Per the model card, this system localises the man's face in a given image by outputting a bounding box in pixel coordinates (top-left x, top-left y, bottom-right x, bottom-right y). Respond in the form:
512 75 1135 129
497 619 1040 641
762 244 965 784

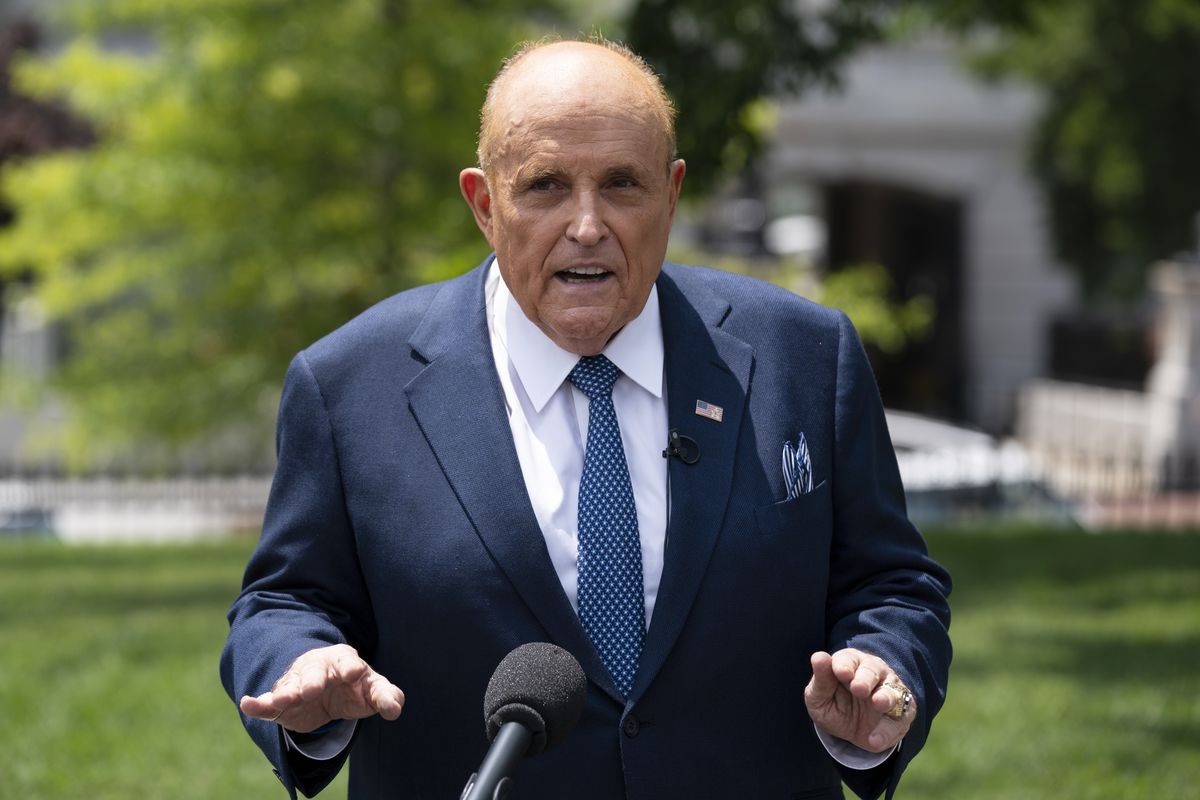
460 48 685 356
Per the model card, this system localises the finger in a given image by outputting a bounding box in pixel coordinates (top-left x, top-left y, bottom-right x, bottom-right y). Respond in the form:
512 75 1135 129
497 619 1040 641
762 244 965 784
364 669 405 720
828 648 864 686
874 678 918 718
829 648 881 697
847 655 892 699
806 652 840 702
871 683 898 714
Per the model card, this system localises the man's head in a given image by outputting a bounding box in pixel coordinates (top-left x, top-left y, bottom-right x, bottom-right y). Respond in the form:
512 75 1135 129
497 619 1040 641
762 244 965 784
460 39 686 356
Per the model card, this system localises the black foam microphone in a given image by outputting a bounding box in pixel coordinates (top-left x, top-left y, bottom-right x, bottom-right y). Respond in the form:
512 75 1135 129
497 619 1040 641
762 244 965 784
460 642 587 800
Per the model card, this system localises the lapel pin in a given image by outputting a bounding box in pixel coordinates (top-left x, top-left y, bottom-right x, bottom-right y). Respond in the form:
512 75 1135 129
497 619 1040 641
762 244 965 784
694 399 724 422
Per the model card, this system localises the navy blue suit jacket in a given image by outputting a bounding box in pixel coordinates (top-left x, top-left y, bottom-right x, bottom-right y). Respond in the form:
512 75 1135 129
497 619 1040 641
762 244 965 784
221 258 951 800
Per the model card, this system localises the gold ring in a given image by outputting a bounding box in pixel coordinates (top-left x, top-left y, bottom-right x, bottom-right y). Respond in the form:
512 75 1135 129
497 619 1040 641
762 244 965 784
883 681 912 719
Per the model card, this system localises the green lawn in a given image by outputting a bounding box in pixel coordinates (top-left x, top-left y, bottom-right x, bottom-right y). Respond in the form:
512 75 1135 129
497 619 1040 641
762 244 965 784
0 537 348 799
1 529 1197 799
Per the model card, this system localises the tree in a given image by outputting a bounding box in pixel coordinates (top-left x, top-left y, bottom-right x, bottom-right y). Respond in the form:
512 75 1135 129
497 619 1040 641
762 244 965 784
935 0 1200 298
0 18 93 341
624 0 888 195
0 0 551 469
625 0 1200 298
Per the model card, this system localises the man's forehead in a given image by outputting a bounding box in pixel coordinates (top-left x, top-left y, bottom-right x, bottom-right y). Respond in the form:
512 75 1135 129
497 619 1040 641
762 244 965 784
492 99 665 172
493 134 667 182
505 97 658 139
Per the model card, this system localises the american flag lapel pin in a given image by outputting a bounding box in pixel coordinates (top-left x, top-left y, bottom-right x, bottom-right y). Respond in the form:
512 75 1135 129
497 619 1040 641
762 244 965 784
695 399 724 422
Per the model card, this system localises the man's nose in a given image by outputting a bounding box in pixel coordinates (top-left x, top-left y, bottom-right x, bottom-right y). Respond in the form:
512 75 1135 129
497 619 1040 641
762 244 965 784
565 192 608 246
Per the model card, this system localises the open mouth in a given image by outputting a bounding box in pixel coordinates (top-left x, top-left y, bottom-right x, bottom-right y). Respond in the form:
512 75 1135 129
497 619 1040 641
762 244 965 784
557 266 612 284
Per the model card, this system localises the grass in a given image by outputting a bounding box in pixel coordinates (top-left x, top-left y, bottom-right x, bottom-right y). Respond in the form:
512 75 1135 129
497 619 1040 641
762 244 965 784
904 528 1200 800
0 537 348 799
1 528 1197 799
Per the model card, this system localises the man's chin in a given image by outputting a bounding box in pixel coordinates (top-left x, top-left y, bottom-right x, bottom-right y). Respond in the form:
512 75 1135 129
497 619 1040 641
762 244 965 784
539 317 622 357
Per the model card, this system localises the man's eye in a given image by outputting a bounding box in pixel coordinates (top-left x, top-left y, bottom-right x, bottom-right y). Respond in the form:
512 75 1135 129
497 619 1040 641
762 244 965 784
609 177 638 189
529 178 558 191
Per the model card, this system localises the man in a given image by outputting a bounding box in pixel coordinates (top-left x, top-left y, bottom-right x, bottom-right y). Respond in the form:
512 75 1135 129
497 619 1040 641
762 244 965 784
222 38 951 800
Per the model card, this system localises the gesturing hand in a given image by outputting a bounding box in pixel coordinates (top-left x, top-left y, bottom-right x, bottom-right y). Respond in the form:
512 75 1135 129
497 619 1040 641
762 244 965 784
804 648 915 754
239 644 405 733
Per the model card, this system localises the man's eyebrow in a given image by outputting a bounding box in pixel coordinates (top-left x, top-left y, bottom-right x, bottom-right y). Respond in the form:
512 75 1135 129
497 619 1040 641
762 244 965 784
513 163 561 180
604 164 650 180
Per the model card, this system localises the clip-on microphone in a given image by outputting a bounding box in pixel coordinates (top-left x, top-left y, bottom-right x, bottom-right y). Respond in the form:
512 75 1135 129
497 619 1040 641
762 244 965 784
662 429 701 464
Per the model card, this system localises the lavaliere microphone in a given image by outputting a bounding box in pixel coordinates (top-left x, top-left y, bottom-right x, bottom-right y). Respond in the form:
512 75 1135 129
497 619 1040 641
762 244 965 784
662 429 701 464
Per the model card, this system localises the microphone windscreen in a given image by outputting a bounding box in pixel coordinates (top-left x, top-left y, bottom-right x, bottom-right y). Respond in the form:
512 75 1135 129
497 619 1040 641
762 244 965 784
483 642 587 757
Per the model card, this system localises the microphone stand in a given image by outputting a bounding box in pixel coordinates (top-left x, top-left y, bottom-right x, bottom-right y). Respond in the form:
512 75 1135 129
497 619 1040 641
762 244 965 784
460 721 533 800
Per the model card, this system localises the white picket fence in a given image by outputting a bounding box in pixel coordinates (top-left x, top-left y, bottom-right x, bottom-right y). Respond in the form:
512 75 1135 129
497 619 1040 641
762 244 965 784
0 476 271 543
0 383 1168 542
1017 380 1152 499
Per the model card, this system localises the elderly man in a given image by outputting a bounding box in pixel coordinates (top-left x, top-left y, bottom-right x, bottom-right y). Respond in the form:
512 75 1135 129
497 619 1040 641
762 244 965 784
222 38 951 800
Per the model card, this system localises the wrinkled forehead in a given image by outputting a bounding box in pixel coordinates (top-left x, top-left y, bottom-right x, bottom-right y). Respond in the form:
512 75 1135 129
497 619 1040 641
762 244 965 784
492 100 670 177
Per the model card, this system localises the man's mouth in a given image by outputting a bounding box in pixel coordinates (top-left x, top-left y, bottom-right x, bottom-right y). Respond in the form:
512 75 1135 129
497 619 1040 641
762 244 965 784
557 266 612 284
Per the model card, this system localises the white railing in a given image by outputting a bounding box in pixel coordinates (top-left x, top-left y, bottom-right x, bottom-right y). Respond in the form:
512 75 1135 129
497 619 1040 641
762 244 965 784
0 475 270 507
1017 380 1151 499
0 476 271 543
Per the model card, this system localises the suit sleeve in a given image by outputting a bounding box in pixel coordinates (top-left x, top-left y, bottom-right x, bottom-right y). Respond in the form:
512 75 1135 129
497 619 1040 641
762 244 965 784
220 351 378 798
825 312 953 800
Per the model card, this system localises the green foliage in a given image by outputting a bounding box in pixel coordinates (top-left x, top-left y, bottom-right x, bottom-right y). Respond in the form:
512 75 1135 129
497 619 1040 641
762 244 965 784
672 249 933 354
816 262 933 354
917 0 1200 298
623 0 889 195
626 0 1200 297
0 0 551 468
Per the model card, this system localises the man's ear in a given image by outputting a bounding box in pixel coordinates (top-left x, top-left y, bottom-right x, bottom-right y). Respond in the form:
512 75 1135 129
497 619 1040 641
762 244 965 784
459 168 493 243
666 159 686 222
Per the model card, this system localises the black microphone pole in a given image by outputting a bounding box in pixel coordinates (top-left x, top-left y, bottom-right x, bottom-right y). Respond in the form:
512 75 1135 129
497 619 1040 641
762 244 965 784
460 722 532 800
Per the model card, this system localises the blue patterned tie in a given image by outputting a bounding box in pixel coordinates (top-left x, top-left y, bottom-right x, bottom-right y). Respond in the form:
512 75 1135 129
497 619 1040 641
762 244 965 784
569 354 645 696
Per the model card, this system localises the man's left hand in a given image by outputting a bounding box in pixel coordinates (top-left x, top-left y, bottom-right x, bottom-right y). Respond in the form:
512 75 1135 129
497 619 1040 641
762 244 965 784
804 648 916 754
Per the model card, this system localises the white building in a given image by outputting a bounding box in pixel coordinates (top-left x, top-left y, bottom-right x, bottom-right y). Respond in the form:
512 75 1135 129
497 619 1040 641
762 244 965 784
725 37 1079 433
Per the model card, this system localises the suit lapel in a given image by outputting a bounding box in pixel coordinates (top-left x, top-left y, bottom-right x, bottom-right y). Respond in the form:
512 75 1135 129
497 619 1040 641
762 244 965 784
630 267 754 704
403 261 623 703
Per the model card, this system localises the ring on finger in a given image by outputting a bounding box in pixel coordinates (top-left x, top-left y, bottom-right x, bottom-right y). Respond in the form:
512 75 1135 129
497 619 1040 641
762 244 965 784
883 681 912 719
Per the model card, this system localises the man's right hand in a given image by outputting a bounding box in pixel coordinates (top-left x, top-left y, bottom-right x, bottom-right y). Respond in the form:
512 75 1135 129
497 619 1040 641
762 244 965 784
239 644 405 733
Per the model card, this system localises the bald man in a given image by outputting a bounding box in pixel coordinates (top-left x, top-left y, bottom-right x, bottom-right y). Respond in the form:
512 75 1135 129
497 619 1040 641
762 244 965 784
222 39 951 800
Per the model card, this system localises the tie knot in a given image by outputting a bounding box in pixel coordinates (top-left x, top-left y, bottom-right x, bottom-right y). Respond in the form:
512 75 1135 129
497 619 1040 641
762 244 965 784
569 354 620 400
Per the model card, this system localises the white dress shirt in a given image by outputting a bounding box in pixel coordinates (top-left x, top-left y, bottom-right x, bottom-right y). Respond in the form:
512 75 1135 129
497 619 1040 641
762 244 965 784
483 262 669 626
285 260 892 770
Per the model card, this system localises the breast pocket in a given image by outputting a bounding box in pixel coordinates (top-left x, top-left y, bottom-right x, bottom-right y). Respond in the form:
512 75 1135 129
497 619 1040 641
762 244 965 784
754 480 831 539
744 481 834 622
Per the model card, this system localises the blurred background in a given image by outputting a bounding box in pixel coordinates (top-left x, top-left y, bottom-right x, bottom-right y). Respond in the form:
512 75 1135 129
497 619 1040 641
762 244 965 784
1 1 1198 798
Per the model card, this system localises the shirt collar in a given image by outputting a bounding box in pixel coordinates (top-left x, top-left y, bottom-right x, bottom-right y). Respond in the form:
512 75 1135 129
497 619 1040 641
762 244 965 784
489 260 664 412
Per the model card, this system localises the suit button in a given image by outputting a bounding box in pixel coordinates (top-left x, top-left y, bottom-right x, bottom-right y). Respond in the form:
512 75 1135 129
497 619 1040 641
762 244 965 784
622 715 640 738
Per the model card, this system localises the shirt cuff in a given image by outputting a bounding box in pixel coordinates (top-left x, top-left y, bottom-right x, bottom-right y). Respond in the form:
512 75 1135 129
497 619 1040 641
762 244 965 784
814 724 899 770
282 720 357 761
